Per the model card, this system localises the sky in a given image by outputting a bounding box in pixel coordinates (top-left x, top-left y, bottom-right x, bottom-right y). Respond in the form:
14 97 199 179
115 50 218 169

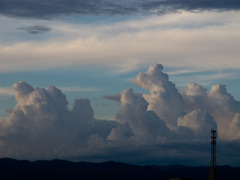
0 0 240 166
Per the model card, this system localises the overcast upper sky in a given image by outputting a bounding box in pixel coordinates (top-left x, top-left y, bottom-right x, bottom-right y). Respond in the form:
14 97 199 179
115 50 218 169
1 0 240 18
0 0 240 166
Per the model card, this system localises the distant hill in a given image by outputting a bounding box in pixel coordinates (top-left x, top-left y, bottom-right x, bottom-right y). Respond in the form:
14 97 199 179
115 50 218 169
0 158 239 180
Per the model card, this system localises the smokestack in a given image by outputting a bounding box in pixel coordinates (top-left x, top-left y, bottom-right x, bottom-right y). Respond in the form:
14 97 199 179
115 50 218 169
209 128 217 180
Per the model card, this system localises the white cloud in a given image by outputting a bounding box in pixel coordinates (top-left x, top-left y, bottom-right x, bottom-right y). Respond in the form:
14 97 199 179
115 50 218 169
132 64 184 130
130 64 240 140
112 88 171 143
207 84 240 140
0 64 240 164
0 11 239 74
180 82 240 140
177 109 217 138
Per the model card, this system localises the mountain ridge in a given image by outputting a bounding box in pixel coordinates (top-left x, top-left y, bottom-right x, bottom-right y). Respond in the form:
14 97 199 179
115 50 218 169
0 158 238 180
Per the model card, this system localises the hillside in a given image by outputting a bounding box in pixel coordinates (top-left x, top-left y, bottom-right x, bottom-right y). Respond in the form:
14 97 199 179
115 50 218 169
0 158 239 180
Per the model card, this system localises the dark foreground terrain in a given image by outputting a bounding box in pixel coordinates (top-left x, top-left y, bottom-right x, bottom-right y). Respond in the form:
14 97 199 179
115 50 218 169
0 158 239 180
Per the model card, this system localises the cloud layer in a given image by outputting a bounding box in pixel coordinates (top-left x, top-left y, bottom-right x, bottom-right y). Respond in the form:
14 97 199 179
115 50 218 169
1 0 240 19
1 11 239 76
0 64 240 165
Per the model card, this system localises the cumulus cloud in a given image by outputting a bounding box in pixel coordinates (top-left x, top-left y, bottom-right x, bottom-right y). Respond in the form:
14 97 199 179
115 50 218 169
132 64 184 130
180 82 240 140
177 109 217 139
0 64 240 164
228 113 240 140
131 64 240 141
111 88 171 143
0 81 116 159
0 0 239 19
207 84 240 140
181 82 209 113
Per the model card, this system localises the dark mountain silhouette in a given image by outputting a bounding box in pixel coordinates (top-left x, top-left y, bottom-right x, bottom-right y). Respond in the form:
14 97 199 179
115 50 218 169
0 158 239 180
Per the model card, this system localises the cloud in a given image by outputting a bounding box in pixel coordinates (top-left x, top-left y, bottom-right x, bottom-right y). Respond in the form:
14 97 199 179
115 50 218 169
207 84 240 140
0 81 117 159
1 11 239 76
18 25 52 34
130 64 240 141
132 64 184 130
177 109 217 139
0 87 14 96
0 0 239 19
103 94 121 102
0 65 240 165
227 113 240 140
111 88 171 143
180 82 240 140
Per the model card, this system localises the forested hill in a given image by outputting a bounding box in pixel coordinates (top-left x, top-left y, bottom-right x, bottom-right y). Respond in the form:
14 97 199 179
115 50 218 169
0 158 238 180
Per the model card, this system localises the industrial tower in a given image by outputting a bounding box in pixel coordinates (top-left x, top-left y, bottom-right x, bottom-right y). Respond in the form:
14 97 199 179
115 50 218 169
209 129 217 180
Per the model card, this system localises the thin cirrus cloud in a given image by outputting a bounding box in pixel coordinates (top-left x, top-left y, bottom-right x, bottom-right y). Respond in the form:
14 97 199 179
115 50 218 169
1 64 240 165
0 0 239 19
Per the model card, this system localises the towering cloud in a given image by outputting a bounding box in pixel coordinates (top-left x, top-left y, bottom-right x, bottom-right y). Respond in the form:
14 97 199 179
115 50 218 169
131 64 240 140
0 64 240 164
208 84 240 140
110 88 171 143
181 82 209 113
132 64 184 130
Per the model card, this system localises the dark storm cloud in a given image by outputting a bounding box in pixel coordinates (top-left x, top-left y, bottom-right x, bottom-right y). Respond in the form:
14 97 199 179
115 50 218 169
0 0 136 19
141 0 240 12
18 25 52 34
0 0 239 19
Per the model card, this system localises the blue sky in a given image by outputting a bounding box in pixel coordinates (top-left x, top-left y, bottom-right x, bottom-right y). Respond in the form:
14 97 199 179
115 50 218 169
0 0 240 166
